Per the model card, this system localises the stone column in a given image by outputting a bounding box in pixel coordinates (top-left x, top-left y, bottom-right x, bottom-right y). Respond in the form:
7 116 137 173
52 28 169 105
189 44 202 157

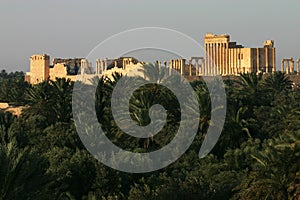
207 44 211 76
99 60 102 74
163 61 167 67
212 43 218 76
96 59 100 74
233 49 236 74
173 60 176 70
232 49 236 75
211 44 214 75
207 44 212 76
223 43 226 75
211 44 217 76
189 60 192 76
208 44 211 75
236 49 239 74
81 59 87 75
228 46 230 75
213 44 216 75
265 48 269 73
169 60 173 75
104 58 108 71
233 48 237 74
225 43 229 75
180 59 185 75
215 44 218 74
195 59 199 76
297 60 300 74
219 44 221 75
217 43 220 75
237 49 240 74
214 44 217 75
272 49 276 73
291 59 295 74
99 59 102 74
215 43 218 75
256 48 260 73
204 44 207 76
281 60 284 72
217 43 219 75
201 58 204 75
226 43 228 75
200 59 203 75
221 43 224 75
157 61 161 71
122 59 126 69
229 45 232 75
207 44 210 76
232 49 235 74
205 44 208 76
208 43 211 75
218 43 221 74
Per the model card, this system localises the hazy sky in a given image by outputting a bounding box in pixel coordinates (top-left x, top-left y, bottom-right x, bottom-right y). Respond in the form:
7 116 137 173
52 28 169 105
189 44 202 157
0 0 299 72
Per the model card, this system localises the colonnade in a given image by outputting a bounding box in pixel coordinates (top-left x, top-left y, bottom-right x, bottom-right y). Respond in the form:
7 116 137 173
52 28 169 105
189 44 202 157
168 58 204 76
205 43 228 75
80 59 92 75
189 57 204 76
281 58 296 74
95 58 110 74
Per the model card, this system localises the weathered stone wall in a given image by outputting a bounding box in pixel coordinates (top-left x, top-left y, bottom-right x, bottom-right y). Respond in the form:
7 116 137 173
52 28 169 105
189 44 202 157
29 54 50 84
49 63 68 80
53 58 83 67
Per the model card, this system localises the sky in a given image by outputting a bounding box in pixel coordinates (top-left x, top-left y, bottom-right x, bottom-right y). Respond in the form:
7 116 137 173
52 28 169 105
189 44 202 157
0 0 299 72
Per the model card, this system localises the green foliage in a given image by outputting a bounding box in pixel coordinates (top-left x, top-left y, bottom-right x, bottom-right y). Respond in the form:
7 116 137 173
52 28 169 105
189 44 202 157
23 78 73 125
0 70 30 105
0 70 299 199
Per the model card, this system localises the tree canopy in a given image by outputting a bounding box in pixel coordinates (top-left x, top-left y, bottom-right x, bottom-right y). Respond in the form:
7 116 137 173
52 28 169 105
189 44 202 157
0 70 299 199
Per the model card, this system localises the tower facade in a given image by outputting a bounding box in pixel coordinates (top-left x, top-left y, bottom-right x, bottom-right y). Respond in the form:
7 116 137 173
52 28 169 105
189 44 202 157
28 54 50 84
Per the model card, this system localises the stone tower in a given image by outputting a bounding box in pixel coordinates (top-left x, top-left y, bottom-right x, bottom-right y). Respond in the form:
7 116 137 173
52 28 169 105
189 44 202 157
29 54 50 84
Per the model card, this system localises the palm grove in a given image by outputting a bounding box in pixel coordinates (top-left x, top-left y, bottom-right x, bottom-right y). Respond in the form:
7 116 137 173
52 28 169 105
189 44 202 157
0 66 299 200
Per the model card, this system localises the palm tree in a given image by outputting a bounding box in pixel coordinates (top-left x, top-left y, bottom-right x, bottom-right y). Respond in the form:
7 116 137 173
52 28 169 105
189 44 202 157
233 73 265 122
0 144 50 199
236 72 262 92
192 82 211 133
263 71 292 94
234 130 300 200
103 64 183 151
49 78 73 122
0 71 30 105
23 78 74 124
235 73 263 102
0 111 16 146
22 81 52 121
